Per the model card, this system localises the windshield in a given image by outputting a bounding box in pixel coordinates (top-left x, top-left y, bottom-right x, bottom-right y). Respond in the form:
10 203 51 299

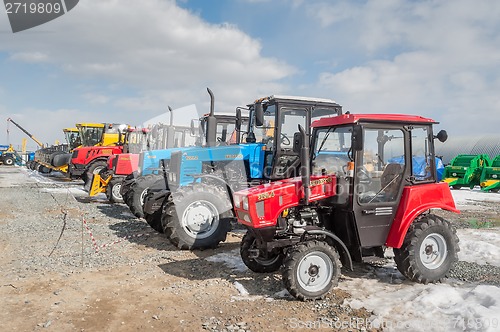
256 104 340 151
312 126 352 175
65 131 81 149
79 126 104 146
126 131 148 153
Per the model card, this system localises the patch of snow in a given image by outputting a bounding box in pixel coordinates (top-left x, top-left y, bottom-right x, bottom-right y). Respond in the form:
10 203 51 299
457 228 500 266
230 281 263 301
340 261 500 332
273 289 292 298
41 187 86 195
451 188 500 210
205 249 248 272
233 281 249 296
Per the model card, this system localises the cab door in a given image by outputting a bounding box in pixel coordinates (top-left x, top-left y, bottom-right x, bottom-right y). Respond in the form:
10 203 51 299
352 125 408 247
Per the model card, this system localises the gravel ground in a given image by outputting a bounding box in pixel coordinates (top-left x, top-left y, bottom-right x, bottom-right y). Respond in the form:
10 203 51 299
0 166 377 331
1 165 499 331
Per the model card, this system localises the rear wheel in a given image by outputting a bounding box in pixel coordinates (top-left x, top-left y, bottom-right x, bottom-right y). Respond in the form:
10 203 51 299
393 214 459 284
162 184 232 250
240 232 284 273
283 240 341 301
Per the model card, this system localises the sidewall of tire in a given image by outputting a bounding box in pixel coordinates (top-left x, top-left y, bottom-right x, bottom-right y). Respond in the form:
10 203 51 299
164 186 232 250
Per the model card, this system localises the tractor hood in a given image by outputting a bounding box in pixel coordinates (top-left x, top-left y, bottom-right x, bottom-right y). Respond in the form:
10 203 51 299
234 174 337 228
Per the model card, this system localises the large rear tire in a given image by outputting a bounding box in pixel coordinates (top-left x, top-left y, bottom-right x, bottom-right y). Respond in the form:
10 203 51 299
240 232 284 273
283 241 341 301
161 184 232 250
393 214 459 284
84 160 107 191
145 208 165 233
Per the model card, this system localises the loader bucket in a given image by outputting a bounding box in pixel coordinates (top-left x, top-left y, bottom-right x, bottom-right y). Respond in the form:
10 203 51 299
480 155 500 192
442 154 491 189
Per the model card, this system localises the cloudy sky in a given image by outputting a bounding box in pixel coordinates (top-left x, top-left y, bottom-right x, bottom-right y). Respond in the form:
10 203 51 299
1 0 499 150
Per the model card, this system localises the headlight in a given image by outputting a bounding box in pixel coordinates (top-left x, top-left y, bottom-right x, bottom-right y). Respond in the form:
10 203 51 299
168 172 177 183
242 196 249 210
493 174 498 179
256 201 264 218
234 195 241 208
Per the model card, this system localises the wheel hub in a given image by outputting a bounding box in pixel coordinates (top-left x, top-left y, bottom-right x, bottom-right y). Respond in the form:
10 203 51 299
296 252 333 293
420 233 447 269
112 183 122 200
181 200 219 239
308 264 319 277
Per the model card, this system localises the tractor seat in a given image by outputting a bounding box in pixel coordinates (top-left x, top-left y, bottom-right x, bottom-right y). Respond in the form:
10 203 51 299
380 163 404 200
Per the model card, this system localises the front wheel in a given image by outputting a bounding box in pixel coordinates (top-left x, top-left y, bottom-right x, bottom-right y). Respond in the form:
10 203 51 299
282 241 341 301
3 157 14 166
393 214 459 284
162 184 232 250
240 232 284 273
126 174 162 218
84 160 107 191
106 178 124 203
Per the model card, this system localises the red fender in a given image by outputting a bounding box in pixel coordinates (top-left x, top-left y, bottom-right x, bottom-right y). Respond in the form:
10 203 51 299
385 182 460 248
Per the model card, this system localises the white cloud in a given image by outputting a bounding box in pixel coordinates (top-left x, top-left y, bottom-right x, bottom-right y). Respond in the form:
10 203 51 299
2 1 293 91
0 0 297 144
298 0 500 135
9 52 50 63
82 92 110 105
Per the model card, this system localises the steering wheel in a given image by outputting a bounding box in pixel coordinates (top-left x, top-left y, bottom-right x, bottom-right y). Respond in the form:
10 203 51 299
357 167 372 184
281 133 291 146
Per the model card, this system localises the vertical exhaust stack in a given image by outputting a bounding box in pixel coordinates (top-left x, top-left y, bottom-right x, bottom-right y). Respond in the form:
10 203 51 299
206 88 217 147
299 124 311 204
168 106 174 126
166 106 175 147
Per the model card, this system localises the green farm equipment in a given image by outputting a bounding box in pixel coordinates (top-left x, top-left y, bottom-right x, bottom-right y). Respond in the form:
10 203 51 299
480 155 500 192
442 154 491 189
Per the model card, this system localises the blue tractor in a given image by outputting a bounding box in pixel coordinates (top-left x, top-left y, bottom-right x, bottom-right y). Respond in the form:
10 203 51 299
143 95 343 249
121 89 249 219
0 145 24 166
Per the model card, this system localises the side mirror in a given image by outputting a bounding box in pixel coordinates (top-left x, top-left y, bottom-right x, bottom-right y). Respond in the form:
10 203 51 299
190 119 197 136
293 132 302 154
255 103 264 127
352 125 363 151
435 130 448 143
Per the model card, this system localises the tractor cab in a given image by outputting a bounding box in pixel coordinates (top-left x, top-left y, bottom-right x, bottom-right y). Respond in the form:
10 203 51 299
252 96 342 181
76 123 128 147
234 113 459 300
63 128 81 150
310 114 451 247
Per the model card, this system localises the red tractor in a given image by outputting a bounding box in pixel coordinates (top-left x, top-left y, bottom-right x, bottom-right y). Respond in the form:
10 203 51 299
233 113 459 300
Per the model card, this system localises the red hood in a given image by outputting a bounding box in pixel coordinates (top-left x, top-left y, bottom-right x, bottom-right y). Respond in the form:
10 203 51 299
234 175 337 228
